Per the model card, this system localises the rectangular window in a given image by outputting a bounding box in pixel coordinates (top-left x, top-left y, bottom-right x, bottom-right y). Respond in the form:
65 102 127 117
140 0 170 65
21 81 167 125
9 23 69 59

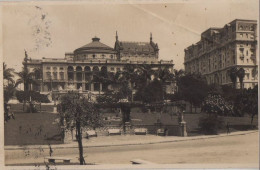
60 72 64 80
94 83 100 91
46 67 50 70
60 67 64 70
46 72 51 79
116 68 121 72
110 67 115 71
246 73 250 80
53 72 57 80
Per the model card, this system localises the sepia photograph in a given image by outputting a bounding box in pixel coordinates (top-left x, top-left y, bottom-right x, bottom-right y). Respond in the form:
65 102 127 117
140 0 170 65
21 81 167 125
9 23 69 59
1 0 259 169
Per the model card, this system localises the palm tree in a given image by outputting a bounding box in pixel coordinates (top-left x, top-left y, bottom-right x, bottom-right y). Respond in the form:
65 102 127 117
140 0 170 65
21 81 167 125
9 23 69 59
3 62 16 107
237 68 245 91
133 64 155 95
15 51 39 112
3 62 14 85
173 69 185 93
121 64 138 102
229 67 238 88
110 70 132 101
33 67 43 111
157 67 175 100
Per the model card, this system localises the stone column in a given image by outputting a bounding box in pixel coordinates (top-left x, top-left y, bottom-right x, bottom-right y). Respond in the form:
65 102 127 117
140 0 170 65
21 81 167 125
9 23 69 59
64 82 68 90
73 71 76 82
100 83 102 92
40 82 44 92
179 121 187 137
82 83 85 91
91 83 94 92
178 111 187 136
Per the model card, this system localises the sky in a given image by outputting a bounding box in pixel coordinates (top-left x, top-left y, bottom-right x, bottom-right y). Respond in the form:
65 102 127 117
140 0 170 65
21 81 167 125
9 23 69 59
1 0 259 72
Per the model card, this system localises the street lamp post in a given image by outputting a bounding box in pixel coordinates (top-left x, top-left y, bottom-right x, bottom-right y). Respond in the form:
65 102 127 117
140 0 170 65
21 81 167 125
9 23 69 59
50 75 57 113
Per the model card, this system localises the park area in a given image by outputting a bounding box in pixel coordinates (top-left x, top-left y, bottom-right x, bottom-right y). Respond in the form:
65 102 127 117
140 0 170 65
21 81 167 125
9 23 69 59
4 103 258 146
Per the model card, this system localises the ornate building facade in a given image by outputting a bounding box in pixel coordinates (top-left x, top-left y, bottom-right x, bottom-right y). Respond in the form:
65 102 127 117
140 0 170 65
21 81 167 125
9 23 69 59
27 33 174 100
184 19 258 89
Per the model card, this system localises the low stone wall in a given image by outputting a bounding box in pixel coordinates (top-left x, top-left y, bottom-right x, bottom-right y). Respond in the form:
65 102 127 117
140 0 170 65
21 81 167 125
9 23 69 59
63 124 182 142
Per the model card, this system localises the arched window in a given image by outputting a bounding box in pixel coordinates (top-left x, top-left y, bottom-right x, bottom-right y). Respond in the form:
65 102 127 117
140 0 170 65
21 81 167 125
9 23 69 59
68 66 74 72
68 66 74 81
76 66 82 72
76 66 82 81
84 66 91 72
84 66 92 82
93 66 99 72
101 66 107 72
34 70 41 79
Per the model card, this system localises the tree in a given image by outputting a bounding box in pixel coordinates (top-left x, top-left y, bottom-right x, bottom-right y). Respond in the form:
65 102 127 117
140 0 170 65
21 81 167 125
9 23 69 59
237 68 245 90
178 73 209 112
110 70 132 102
173 69 185 93
200 91 233 135
157 67 174 100
58 92 103 165
3 62 14 85
142 79 164 103
3 62 16 103
202 93 233 116
3 63 16 122
15 51 39 112
228 67 238 88
121 64 139 102
233 85 258 124
4 82 17 103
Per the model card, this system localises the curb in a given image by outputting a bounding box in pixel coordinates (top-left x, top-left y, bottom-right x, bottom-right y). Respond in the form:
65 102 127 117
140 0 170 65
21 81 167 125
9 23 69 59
5 130 258 150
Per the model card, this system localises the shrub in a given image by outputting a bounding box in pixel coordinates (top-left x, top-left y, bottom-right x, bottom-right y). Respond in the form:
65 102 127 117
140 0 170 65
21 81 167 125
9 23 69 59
26 102 38 113
16 91 50 103
198 114 224 135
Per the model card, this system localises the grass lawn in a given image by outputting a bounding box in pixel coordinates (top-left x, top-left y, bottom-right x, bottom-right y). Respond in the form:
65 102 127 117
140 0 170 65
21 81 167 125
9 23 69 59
5 104 258 145
9 103 54 112
130 111 258 135
4 112 63 145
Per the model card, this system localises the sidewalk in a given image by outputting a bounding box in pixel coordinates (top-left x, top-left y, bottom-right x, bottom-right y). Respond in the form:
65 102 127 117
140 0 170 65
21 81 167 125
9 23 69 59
5 130 258 150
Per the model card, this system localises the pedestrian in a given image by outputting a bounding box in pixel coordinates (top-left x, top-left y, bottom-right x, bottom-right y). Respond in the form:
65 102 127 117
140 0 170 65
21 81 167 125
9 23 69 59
48 144 53 157
19 126 22 133
164 128 168 136
226 122 230 135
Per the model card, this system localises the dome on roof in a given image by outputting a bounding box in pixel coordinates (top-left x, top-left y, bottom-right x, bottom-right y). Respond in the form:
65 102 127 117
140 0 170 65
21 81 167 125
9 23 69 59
74 37 115 54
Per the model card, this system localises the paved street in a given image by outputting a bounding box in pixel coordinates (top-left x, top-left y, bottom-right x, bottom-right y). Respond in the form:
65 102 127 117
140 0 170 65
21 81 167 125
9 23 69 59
5 130 258 168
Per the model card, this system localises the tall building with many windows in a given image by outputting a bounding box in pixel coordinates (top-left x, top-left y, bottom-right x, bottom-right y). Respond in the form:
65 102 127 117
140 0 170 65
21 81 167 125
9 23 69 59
184 19 258 89
26 33 174 100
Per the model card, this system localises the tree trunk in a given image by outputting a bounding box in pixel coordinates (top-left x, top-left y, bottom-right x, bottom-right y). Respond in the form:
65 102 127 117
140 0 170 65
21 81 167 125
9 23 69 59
240 81 243 92
76 121 85 165
23 101 25 112
251 114 254 125
40 102 42 112
29 83 32 113
190 102 192 113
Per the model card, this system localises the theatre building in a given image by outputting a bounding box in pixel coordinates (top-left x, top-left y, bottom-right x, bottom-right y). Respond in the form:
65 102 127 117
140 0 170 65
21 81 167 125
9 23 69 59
26 33 174 100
